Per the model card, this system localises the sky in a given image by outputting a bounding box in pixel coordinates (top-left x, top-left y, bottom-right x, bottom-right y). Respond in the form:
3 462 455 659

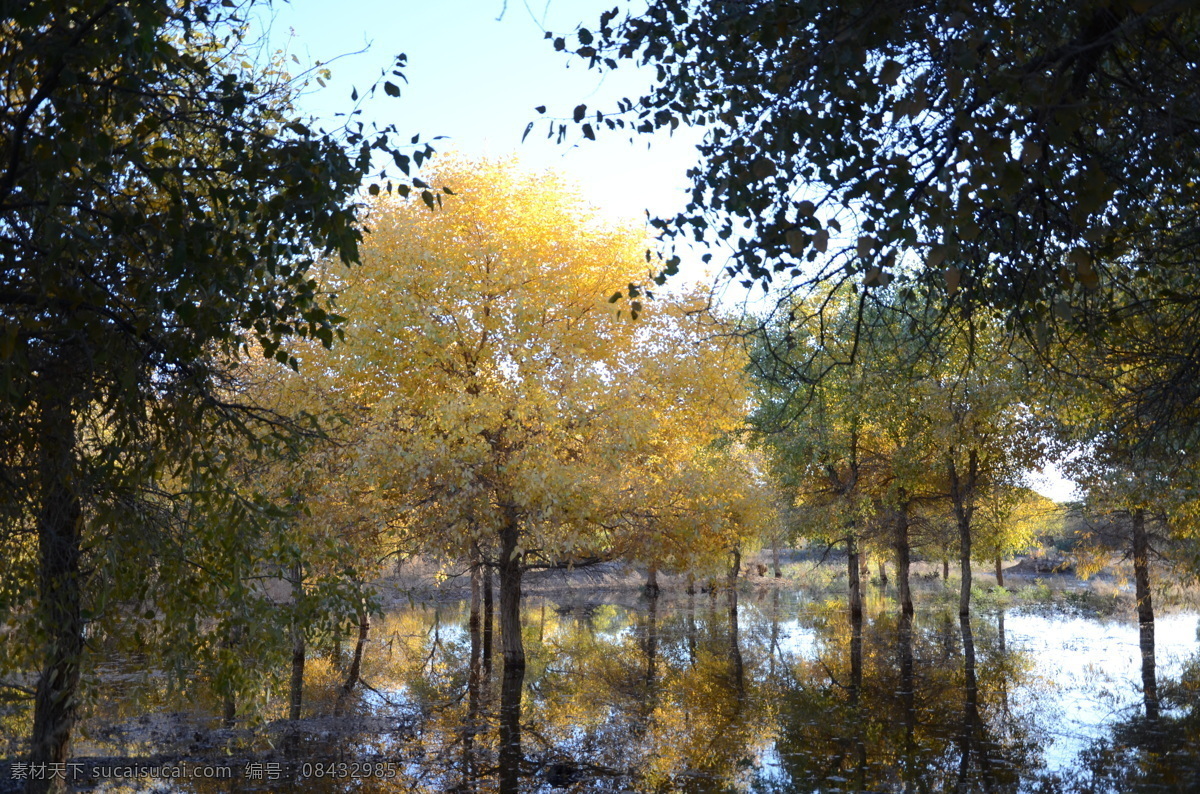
254 0 1079 503
256 0 702 224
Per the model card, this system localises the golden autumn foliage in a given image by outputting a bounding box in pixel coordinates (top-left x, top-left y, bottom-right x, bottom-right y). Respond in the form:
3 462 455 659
297 156 771 643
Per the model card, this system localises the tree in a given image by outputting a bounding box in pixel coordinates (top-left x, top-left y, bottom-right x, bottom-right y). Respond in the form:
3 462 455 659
552 2 1200 446
973 485 1060 587
750 289 952 617
315 157 755 671
0 2 423 784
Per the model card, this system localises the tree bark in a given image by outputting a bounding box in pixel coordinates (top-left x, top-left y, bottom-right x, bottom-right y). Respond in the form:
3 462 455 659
483 552 494 678
772 534 782 578
288 563 305 721
943 557 950 582
498 511 525 670
995 556 1005 588
335 599 370 715
645 590 659 688
465 562 483 784
645 562 660 596
878 561 888 587
848 534 863 623
727 546 742 589
469 543 482 636
895 503 913 617
948 450 979 618
27 395 84 794
1132 508 1158 720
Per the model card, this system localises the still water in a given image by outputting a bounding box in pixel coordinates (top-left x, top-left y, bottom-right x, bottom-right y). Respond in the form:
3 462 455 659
48 585 1200 792
341 586 1200 793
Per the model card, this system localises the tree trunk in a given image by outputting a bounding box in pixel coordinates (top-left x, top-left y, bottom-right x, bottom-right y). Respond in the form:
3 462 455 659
222 623 241 728
943 557 950 582
28 396 84 794
685 571 696 596
995 556 1005 588
948 451 979 619
469 543 482 635
498 512 525 670
289 629 306 720
288 562 305 721
878 561 888 587
898 610 916 789
330 619 343 667
1132 508 1159 720
483 553 494 678
859 547 869 583
895 503 913 617
772 535 782 578
645 562 660 596
848 535 863 623
686 585 697 665
335 600 370 715
645 590 659 688
727 546 742 589
465 575 483 783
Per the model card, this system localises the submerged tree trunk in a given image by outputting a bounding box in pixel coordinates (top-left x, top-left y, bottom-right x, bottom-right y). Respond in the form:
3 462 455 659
898 610 916 789
28 395 84 793
498 664 525 794
1132 508 1159 720
848 535 863 623
728 587 744 696
956 615 990 787
498 511 525 670
895 503 913 617
645 562 660 596
288 562 306 721
645 590 659 689
465 560 484 785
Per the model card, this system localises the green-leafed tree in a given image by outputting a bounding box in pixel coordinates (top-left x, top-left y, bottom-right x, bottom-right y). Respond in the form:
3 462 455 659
0 2 424 783
550 2 1200 459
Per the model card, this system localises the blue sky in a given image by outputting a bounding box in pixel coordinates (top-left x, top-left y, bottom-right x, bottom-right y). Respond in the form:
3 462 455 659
257 0 703 224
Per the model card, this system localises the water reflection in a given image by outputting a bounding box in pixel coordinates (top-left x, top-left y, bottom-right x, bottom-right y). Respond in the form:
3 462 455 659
57 591 1200 792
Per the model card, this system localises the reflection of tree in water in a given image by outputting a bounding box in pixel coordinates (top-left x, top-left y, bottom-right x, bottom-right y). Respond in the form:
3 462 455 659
364 595 1065 792
1057 649 1200 794
771 604 1045 793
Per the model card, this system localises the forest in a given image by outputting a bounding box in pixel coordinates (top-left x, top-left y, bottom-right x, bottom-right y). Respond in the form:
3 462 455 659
3 2 1200 793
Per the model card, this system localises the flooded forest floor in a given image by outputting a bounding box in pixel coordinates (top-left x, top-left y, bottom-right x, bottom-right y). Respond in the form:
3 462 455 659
3 550 1199 792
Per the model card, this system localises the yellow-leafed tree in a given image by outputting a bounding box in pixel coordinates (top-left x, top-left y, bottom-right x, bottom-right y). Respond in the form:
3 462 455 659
321 157 759 668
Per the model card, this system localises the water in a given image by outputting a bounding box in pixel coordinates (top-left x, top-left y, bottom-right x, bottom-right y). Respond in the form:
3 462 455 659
12 584 1200 792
